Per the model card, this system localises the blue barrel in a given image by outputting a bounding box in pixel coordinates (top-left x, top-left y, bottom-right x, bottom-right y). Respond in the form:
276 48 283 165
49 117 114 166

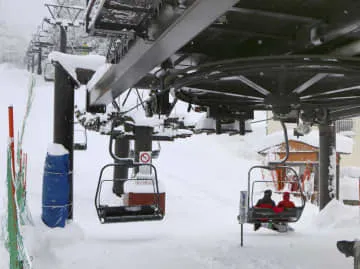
42 151 69 228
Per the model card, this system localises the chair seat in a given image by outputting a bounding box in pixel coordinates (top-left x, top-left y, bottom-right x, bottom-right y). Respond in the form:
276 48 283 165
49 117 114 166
97 205 164 223
247 207 303 223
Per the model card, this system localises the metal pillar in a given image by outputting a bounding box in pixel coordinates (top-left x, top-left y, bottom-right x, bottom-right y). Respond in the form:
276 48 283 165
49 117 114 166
134 126 153 173
37 47 42 75
31 55 35 73
319 121 337 210
53 26 74 220
336 161 340 200
355 241 360 269
113 137 130 196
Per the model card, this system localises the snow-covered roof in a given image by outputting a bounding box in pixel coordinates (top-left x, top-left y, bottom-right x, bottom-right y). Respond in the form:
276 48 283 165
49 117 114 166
256 129 353 154
48 51 106 86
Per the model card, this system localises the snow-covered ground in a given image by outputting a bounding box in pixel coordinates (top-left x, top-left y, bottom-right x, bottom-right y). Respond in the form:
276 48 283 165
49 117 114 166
0 64 359 269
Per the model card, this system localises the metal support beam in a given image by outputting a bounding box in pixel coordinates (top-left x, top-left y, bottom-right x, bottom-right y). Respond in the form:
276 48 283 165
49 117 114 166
355 241 360 269
89 0 240 106
208 24 290 40
113 137 130 196
37 47 42 75
336 161 340 200
229 7 320 24
319 121 336 210
53 26 74 220
31 55 35 73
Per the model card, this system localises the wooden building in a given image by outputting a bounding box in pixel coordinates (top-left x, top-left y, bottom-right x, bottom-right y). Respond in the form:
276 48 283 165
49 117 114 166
257 131 352 202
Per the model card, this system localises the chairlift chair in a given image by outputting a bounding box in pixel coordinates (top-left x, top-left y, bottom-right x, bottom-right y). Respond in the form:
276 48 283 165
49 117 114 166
94 160 164 223
95 121 164 223
246 165 306 224
243 120 306 225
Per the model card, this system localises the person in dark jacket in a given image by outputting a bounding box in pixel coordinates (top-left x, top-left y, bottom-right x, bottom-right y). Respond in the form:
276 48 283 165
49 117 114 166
255 189 276 208
253 189 276 231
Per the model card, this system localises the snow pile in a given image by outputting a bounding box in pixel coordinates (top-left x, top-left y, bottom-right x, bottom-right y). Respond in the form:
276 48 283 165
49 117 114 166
194 114 252 132
340 176 359 201
339 167 360 201
21 221 85 268
312 199 359 230
255 128 353 154
341 166 360 178
47 143 69 156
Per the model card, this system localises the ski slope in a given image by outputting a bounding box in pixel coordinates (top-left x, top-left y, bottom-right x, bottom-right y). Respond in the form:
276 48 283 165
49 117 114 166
0 64 359 269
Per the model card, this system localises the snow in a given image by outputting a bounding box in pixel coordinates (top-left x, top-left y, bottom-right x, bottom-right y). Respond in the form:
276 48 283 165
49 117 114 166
256 128 353 154
48 51 106 86
47 143 69 156
194 114 252 132
339 167 360 201
86 62 112 91
341 166 360 178
312 199 359 230
0 65 359 269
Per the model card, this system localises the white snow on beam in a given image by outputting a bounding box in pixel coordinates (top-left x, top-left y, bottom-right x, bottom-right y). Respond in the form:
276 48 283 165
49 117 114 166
48 51 106 86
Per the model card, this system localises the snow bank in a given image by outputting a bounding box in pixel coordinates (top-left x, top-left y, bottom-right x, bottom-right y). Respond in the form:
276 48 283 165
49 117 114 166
340 176 359 200
341 166 360 178
255 128 353 154
0 243 9 269
312 199 359 230
48 52 106 86
47 143 69 156
23 221 85 268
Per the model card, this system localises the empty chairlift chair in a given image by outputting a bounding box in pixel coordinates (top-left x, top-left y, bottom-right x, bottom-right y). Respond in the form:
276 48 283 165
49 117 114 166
95 160 164 224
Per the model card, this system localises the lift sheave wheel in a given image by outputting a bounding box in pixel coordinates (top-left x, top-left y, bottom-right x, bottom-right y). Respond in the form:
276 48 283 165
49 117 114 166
94 161 164 224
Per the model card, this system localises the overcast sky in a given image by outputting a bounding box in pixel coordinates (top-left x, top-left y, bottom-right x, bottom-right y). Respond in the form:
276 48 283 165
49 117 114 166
1 0 48 40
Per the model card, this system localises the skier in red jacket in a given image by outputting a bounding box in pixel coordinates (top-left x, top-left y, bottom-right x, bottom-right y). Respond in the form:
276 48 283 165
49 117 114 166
277 192 295 208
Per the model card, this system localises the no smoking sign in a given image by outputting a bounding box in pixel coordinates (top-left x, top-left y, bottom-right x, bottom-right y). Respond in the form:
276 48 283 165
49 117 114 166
139 151 152 164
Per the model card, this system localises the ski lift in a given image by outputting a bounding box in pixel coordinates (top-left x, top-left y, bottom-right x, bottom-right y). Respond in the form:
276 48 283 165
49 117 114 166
74 122 87 150
239 121 306 233
246 165 306 224
94 123 164 224
44 62 55 82
94 161 164 223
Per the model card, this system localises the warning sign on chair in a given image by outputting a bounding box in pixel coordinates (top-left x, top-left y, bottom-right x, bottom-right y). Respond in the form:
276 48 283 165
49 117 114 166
139 151 152 175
